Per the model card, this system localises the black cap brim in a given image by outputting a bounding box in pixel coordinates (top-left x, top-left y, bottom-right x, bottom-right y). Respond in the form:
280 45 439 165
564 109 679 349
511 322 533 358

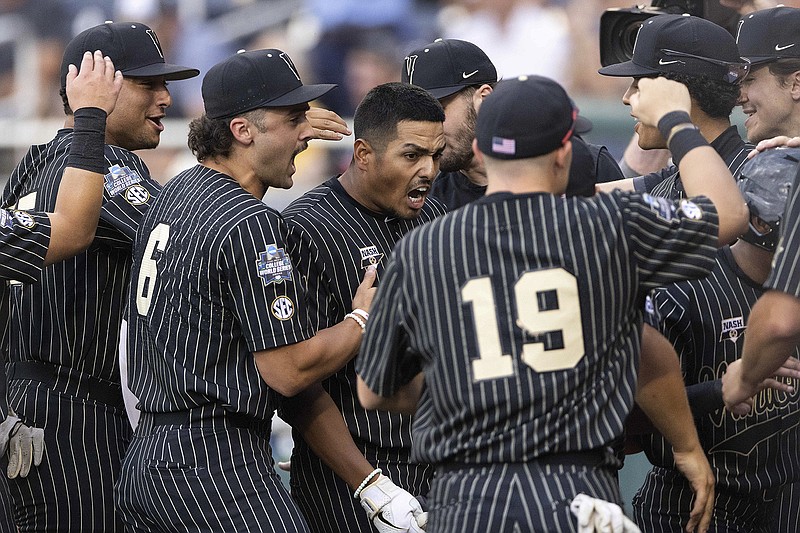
265 83 337 107
124 62 200 80
575 115 592 135
598 60 659 78
741 56 780 67
426 85 469 100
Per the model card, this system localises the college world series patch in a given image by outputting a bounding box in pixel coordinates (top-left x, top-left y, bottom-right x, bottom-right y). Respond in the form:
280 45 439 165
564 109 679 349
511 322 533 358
256 244 293 286
104 164 143 196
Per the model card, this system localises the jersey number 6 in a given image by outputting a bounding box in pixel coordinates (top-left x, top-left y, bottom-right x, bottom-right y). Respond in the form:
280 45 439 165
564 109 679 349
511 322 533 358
136 223 170 316
462 268 585 382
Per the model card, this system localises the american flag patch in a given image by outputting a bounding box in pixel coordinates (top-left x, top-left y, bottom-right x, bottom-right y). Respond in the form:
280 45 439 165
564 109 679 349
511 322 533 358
492 137 516 155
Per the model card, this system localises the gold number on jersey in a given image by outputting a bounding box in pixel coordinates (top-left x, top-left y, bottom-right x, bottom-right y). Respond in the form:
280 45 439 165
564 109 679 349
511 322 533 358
464 268 585 382
136 223 170 316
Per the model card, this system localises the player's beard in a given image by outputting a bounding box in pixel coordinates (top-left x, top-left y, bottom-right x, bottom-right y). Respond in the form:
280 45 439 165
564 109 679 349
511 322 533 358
439 103 477 173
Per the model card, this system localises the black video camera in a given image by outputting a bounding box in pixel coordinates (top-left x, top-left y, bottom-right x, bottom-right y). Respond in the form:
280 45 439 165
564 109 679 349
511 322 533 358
599 1 741 66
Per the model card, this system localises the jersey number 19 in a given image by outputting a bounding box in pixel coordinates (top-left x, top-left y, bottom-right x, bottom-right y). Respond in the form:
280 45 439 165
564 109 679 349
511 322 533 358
463 268 585 382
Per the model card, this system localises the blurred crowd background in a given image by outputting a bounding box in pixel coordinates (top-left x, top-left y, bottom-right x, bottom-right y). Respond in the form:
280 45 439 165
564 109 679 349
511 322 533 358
1 0 796 205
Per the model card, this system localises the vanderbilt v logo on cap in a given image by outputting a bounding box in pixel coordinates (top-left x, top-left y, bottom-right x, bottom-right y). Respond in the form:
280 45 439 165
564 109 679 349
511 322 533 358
60 21 199 90
737 6 800 65
401 39 498 99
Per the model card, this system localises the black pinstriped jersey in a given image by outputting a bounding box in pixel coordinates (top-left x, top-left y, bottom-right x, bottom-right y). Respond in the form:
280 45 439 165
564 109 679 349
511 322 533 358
0 210 51 419
128 165 312 422
2 129 159 383
644 246 800 492
767 168 800 297
282 176 446 450
634 126 752 199
357 190 720 465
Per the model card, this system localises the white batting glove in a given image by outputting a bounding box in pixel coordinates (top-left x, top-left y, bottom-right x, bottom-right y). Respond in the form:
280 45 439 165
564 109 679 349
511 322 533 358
3 416 44 479
570 493 641 533
358 475 428 532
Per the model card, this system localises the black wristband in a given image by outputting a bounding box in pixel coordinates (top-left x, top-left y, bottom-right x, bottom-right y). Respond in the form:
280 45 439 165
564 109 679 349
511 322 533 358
668 127 707 167
686 380 724 418
66 107 108 175
657 110 692 140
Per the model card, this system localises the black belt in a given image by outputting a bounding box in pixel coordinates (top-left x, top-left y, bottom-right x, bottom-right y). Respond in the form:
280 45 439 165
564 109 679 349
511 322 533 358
7 361 124 409
439 448 609 473
144 408 270 435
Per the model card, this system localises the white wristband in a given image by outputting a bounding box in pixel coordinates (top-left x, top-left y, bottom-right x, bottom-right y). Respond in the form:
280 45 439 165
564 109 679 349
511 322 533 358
345 312 366 331
353 468 382 499
351 308 369 322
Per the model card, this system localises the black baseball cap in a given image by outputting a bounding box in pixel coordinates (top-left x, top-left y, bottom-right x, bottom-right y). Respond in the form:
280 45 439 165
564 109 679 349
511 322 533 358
598 14 749 84
60 21 199 90
202 49 337 120
401 39 498 99
736 7 800 66
476 75 578 160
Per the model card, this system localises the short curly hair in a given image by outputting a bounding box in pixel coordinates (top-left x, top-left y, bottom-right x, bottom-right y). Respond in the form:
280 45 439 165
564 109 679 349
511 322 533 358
660 71 741 119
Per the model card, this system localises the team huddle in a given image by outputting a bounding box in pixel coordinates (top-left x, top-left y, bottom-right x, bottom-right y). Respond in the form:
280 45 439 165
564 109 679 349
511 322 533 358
0 4 799 533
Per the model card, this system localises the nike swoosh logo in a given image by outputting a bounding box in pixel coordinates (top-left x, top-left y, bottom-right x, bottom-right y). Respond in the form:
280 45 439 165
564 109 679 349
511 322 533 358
658 59 680 65
462 70 479 79
775 43 796 51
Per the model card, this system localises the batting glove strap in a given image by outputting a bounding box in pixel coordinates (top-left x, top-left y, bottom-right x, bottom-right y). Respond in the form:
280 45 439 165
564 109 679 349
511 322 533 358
0 415 20 457
570 493 641 533
358 475 427 533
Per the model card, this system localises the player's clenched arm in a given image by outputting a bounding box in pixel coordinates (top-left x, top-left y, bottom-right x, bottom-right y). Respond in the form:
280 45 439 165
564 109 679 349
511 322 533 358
45 50 123 265
636 324 714 533
252 265 376 398
282 384 427 533
630 77 748 245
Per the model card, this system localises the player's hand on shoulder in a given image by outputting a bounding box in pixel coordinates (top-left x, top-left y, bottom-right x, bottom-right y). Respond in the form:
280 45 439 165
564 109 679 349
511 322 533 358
352 264 378 314
749 135 800 158
671 446 714 533
629 77 691 129
0 413 44 479
358 475 428 532
66 50 123 115
306 107 351 141
569 493 640 533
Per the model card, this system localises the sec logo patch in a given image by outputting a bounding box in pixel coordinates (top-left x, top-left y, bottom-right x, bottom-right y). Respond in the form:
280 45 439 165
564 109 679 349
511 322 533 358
679 199 703 220
125 184 151 206
12 211 36 228
271 296 295 321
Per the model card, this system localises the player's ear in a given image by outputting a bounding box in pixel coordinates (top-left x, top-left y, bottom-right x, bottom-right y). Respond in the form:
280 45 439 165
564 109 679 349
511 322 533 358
789 70 800 102
353 138 373 170
473 84 493 112
554 139 572 170
229 116 254 145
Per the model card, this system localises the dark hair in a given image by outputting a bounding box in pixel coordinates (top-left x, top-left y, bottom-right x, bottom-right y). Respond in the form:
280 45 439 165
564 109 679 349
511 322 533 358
188 108 267 162
660 71 740 119
768 58 800 88
353 82 445 152
60 86 73 116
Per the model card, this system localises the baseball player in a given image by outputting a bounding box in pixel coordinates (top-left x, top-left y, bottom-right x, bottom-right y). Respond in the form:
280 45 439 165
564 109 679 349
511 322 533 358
635 147 800 532
281 81 445 532
355 74 749 532
1 22 198 532
115 48 393 533
402 38 622 209
597 14 752 199
0 50 122 533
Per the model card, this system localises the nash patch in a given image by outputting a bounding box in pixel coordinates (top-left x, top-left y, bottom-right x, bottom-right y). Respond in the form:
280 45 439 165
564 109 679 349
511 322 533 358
124 184 151 206
720 316 746 342
104 164 143 196
12 211 36 229
0 209 14 229
359 245 383 270
679 199 703 220
256 244 293 286
271 296 295 321
642 193 675 221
